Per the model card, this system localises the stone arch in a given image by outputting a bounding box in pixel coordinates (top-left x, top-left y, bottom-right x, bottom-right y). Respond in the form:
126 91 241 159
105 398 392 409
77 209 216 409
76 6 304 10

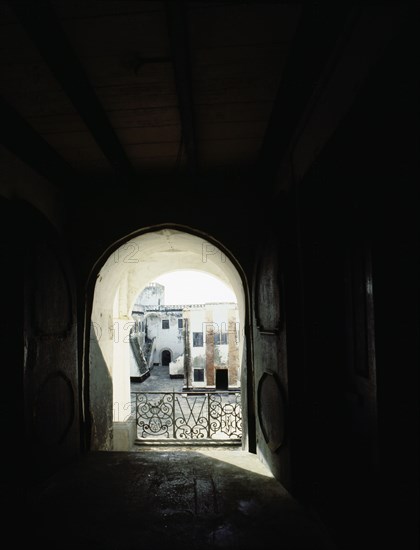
86 224 251 451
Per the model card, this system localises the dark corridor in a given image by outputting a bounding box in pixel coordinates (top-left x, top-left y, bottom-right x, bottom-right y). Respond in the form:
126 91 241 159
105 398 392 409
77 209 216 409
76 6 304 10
0 2 418 549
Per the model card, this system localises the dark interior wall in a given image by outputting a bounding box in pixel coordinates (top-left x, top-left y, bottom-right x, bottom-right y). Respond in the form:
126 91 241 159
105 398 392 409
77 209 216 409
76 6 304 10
282 22 418 548
1 198 25 495
0 198 80 489
362 26 418 545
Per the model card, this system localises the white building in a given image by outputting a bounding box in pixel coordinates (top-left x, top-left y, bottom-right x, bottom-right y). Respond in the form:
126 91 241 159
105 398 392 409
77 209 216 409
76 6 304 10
183 303 240 390
129 283 240 390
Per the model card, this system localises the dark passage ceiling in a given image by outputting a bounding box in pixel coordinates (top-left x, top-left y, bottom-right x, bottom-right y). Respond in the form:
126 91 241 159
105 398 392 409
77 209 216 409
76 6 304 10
0 1 414 192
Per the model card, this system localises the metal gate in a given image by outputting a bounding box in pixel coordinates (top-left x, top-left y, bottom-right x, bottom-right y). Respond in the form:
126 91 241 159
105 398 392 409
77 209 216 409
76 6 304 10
132 391 242 443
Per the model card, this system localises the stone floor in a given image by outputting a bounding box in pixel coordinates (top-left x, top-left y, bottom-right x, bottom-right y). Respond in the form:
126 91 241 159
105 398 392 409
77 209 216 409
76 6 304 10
23 448 337 550
130 363 186 393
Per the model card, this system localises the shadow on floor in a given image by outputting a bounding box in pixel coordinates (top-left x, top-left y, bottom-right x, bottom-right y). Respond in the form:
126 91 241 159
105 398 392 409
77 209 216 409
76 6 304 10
24 448 337 550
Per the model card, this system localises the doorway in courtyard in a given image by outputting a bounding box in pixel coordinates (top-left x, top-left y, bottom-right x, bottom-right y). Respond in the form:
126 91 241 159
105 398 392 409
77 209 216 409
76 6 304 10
161 350 171 367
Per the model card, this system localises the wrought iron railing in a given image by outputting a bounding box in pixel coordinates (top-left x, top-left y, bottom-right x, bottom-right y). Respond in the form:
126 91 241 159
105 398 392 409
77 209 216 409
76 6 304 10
131 391 242 442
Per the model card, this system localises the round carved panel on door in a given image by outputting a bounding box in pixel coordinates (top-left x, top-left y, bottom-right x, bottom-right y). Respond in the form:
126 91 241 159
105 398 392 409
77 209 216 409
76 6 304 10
254 239 282 335
257 371 286 452
34 371 75 446
32 242 73 336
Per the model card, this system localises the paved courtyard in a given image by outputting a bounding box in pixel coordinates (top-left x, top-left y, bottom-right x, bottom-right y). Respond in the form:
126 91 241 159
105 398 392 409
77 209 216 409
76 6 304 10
131 364 184 393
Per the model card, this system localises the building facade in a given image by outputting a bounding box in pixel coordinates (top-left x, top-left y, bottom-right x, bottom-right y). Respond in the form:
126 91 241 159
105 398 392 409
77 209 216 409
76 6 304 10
130 283 240 390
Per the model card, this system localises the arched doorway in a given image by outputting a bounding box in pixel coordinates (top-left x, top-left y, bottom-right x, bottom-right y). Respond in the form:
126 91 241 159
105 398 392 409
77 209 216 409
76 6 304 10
161 349 171 367
86 224 252 452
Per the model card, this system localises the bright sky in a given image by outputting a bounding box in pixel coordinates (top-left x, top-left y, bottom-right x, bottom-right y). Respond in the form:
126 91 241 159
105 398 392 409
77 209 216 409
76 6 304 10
152 270 237 305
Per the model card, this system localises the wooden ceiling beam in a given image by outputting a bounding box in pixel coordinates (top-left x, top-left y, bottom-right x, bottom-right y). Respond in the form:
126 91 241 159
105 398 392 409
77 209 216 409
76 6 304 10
256 4 357 186
0 95 75 188
9 0 136 183
165 2 197 177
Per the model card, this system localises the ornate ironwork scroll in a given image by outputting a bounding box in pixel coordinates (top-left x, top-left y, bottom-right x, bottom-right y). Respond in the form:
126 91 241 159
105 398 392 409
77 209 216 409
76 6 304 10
134 391 242 441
